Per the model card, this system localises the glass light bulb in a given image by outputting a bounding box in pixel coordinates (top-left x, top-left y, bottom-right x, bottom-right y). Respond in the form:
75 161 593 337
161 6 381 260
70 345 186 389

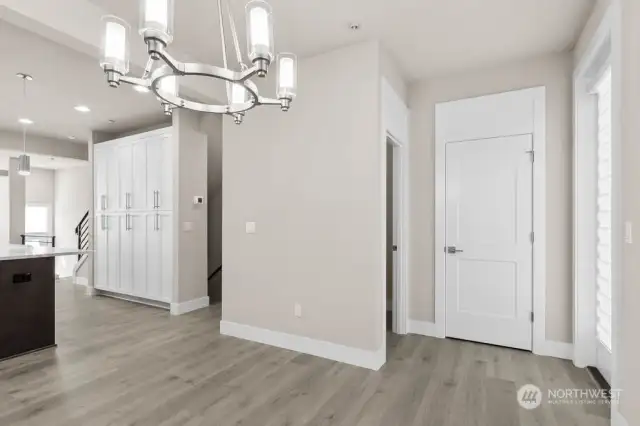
100 16 130 74
277 53 297 99
246 0 274 63
139 0 175 44
231 83 248 104
158 76 177 97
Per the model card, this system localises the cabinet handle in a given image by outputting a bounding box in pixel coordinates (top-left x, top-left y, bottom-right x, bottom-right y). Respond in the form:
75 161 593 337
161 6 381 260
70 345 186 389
156 191 160 209
104 195 108 210
155 213 159 231
101 195 106 210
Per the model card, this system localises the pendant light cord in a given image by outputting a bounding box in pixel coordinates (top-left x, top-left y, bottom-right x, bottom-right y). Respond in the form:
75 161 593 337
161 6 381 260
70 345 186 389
22 77 28 154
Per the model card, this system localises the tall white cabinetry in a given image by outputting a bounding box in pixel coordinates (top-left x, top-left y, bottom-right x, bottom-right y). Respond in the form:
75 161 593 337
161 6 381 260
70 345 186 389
94 128 174 304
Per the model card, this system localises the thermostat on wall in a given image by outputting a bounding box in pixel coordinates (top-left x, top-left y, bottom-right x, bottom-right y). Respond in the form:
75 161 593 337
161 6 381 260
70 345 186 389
193 196 205 205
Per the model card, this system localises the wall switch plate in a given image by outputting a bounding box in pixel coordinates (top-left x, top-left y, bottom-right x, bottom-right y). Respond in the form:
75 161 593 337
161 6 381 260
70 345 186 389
245 222 256 234
625 221 633 244
294 303 302 318
193 196 205 205
183 222 194 232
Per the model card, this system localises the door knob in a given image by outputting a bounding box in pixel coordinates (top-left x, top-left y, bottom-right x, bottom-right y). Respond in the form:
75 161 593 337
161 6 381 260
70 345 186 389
446 246 464 254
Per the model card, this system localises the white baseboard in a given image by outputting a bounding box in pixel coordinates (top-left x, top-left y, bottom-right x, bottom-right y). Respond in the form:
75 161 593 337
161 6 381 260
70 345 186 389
74 277 89 286
220 320 385 371
407 320 443 338
536 340 573 360
170 297 210 316
612 409 629 426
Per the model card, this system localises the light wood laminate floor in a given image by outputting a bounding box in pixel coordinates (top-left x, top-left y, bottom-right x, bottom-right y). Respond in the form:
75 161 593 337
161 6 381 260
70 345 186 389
0 280 609 426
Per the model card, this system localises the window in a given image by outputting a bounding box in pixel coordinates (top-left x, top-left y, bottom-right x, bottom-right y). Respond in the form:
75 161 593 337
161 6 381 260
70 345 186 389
25 204 50 234
595 68 612 352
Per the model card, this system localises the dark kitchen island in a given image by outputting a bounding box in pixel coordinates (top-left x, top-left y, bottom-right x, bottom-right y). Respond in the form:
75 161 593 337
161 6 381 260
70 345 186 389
0 245 86 361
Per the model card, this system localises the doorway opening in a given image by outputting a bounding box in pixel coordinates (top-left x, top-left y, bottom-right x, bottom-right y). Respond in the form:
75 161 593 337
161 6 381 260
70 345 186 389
434 87 546 353
386 136 402 334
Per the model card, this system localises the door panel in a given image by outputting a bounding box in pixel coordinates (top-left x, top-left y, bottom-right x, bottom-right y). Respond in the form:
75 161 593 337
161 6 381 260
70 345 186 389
146 135 173 211
116 144 133 211
146 213 172 302
106 215 120 292
131 142 148 210
445 135 533 350
94 215 108 290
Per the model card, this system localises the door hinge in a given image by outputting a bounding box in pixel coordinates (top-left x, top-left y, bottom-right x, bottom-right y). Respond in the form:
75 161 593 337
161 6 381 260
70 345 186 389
530 231 535 243
526 150 535 162
530 312 535 323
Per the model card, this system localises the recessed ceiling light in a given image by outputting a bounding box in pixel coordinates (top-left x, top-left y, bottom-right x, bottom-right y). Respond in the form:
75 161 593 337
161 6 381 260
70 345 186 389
18 118 34 125
108 119 116 124
349 23 360 30
68 136 76 140
74 105 91 113
133 85 150 93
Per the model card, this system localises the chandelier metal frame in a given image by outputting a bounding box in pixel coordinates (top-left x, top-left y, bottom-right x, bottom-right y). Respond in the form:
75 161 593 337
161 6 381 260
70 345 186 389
101 0 295 123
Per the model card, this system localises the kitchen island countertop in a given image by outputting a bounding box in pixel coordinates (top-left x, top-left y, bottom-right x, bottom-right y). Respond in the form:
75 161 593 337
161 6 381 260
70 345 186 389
0 245 89 261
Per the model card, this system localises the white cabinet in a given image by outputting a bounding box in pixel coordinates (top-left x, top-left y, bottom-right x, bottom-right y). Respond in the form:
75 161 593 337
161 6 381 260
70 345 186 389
93 128 174 305
146 134 173 211
119 213 147 297
94 214 120 293
146 212 173 302
94 144 118 212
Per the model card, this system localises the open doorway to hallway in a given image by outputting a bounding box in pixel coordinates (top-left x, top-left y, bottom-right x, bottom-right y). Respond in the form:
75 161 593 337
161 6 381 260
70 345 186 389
386 137 402 333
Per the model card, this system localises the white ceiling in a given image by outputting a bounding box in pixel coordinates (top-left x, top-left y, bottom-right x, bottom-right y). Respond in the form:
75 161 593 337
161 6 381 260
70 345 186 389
89 0 595 80
0 0 595 142
0 20 166 142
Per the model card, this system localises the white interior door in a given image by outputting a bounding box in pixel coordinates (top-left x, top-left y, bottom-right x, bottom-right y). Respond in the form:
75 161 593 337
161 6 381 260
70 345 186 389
445 135 533 350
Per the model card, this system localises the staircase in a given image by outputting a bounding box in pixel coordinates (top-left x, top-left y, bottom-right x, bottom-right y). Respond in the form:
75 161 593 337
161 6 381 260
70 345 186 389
72 211 90 283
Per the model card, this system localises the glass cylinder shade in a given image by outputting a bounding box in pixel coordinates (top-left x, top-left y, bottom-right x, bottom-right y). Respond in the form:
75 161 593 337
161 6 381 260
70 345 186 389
230 83 248 104
246 0 274 63
100 16 130 75
158 76 177 97
17 154 31 176
277 53 297 99
139 0 175 44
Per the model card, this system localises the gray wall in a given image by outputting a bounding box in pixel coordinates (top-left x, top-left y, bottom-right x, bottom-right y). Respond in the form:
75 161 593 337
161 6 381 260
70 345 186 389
172 109 209 303
8 158 26 244
222 41 383 351
408 52 574 343
0 130 87 160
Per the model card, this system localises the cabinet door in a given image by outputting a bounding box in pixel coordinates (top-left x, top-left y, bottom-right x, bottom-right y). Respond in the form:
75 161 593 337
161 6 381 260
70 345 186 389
105 146 119 212
130 213 148 298
95 145 117 212
116 143 133 211
131 141 148 210
118 214 132 295
146 135 173 211
106 215 120 292
94 215 108 289
146 212 173 302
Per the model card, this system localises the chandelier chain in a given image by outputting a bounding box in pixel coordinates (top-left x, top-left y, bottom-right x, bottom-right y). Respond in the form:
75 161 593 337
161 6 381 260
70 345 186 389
225 0 245 69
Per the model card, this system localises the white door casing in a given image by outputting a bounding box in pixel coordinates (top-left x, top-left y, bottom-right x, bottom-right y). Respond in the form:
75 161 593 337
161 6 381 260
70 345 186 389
445 135 533 350
435 87 546 353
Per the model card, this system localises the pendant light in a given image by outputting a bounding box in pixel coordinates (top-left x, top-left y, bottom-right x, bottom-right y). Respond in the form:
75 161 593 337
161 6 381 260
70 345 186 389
16 73 33 177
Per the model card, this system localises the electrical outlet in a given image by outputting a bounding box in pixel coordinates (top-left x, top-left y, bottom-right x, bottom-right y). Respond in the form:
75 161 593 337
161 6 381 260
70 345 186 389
625 221 633 244
294 303 302 318
245 222 256 234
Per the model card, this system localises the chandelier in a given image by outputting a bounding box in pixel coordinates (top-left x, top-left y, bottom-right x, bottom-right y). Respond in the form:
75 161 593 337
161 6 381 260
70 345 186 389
99 0 297 124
